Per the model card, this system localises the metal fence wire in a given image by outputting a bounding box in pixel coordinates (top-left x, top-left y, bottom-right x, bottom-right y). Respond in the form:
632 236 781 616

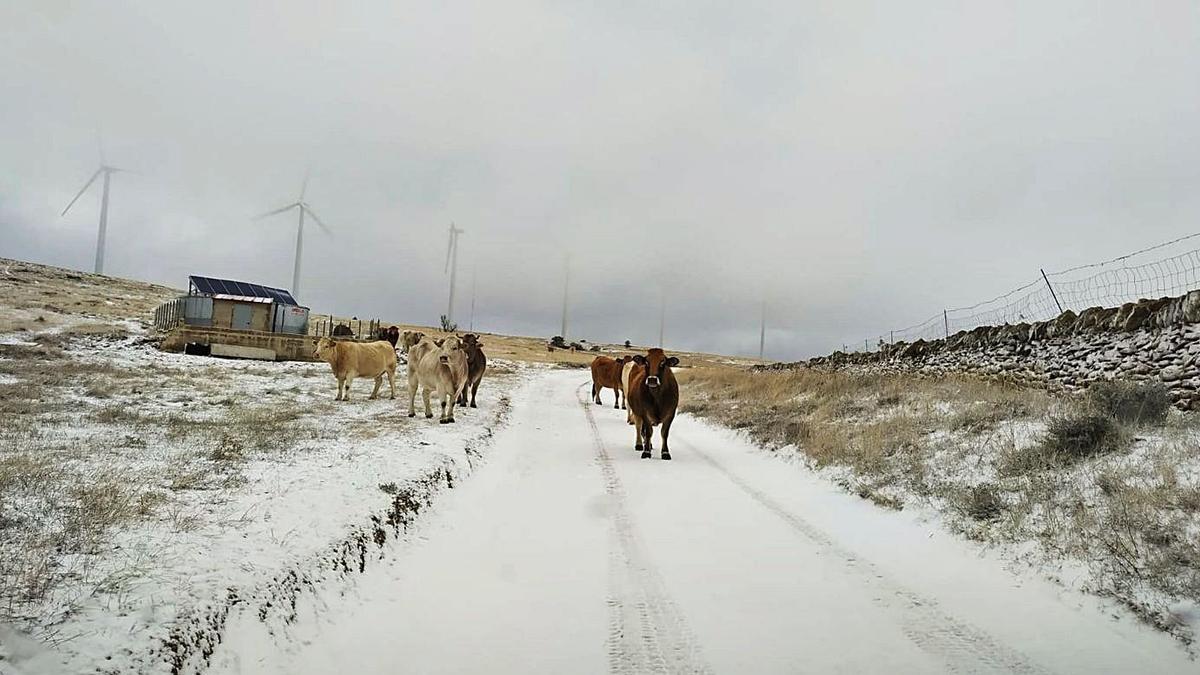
859 232 1200 351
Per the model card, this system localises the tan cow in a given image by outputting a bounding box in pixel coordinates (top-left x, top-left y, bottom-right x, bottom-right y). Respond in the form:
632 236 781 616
313 337 397 402
407 335 469 423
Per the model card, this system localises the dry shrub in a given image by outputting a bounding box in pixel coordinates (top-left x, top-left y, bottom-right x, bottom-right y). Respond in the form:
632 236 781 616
1086 380 1171 427
1002 413 1128 476
955 483 1005 521
1041 413 1128 461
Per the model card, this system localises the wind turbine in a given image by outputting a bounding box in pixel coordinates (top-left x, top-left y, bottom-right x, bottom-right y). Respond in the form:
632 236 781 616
61 141 124 275
254 172 332 300
444 223 464 325
759 299 767 360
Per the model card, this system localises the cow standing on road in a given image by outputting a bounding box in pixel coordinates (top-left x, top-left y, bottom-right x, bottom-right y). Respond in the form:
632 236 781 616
626 348 680 460
621 359 641 424
590 355 631 409
458 333 487 408
408 335 469 423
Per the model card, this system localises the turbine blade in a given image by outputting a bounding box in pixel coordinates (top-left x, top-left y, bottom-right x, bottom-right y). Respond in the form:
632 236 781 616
61 168 103 216
444 228 453 273
303 205 332 234
299 168 310 200
254 203 299 220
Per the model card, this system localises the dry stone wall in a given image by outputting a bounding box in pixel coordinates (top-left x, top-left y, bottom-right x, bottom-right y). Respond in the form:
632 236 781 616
774 290 1200 410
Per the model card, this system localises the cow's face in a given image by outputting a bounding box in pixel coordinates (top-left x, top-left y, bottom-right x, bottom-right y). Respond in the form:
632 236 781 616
313 337 336 360
633 350 679 389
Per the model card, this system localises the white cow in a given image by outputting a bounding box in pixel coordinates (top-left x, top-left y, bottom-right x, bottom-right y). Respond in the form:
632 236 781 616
407 335 469 423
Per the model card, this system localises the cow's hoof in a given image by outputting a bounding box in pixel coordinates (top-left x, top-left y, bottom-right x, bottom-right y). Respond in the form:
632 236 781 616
408 412 415 418
425 413 433 419
640 450 652 459
439 418 451 424
661 452 672 461
470 403 477 408
635 444 643 452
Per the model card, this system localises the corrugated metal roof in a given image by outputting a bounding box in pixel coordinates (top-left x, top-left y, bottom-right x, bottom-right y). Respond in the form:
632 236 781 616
189 275 298 305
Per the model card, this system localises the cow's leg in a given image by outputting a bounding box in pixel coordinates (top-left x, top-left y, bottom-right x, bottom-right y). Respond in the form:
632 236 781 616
443 388 457 423
386 366 396 400
335 377 344 401
422 387 433 418
407 374 419 417
592 381 601 405
470 379 480 408
612 386 620 410
343 376 354 401
660 415 674 460
632 413 644 453
619 387 626 410
370 374 383 400
640 420 653 460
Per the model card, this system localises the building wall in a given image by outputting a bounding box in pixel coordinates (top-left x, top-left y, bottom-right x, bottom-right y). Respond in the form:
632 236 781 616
160 326 319 362
212 299 272 332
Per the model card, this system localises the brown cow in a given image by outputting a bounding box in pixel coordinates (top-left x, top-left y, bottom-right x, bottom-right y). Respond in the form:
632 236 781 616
457 333 487 408
375 326 400 347
626 348 680 460
400 330 425 353
590 355 631 409
622 359 642 424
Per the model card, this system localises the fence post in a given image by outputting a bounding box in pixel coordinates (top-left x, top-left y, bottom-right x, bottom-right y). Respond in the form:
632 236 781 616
864 339 869 352
890 330 894 344
1040 268 1065 315
943 309 949 338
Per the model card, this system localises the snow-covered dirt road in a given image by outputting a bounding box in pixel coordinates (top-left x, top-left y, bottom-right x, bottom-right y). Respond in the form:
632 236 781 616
209 370 1197 674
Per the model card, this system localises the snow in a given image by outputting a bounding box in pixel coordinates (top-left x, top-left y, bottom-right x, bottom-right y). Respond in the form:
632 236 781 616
197 371 1197 674
0 331 531 675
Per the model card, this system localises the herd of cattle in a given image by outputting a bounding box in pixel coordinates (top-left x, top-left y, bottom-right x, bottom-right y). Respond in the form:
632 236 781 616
313 329 485 424
311 330 679 460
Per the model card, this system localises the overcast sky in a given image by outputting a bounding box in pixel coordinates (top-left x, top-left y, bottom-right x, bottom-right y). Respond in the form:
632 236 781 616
2 1 1198 359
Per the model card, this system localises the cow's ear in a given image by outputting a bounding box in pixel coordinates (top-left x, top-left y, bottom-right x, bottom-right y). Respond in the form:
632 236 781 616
633 355 647 365
666 357 680 368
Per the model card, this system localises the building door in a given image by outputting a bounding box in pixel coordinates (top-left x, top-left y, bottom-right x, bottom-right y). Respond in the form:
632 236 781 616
232 304 253 330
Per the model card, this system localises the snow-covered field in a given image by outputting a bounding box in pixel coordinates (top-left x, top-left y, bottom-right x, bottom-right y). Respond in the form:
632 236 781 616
191 370 1196 674
0 324 529 674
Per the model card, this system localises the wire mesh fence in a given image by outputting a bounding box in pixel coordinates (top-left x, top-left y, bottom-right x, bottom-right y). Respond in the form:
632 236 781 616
855 232 1200 352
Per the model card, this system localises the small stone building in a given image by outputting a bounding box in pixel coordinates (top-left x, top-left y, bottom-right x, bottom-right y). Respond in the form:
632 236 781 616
154 276 314 361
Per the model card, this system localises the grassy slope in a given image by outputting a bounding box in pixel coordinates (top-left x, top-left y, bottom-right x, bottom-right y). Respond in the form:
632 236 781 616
678 365 1200 644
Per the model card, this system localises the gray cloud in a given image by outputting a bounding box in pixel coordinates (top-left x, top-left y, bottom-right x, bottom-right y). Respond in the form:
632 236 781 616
2 1 1199 359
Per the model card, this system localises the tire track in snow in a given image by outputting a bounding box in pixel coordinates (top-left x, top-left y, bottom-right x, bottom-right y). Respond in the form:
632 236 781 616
673 434 1050 675
577 386 712 675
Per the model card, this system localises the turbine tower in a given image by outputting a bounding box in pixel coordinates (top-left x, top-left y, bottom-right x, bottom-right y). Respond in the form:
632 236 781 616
759 299 767 360
61 148 124 275
254 171 332 300
444 223 464 325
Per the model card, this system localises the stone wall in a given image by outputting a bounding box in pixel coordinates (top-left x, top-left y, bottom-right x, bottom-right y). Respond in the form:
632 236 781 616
770 290 1200 410
160 325 319 362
